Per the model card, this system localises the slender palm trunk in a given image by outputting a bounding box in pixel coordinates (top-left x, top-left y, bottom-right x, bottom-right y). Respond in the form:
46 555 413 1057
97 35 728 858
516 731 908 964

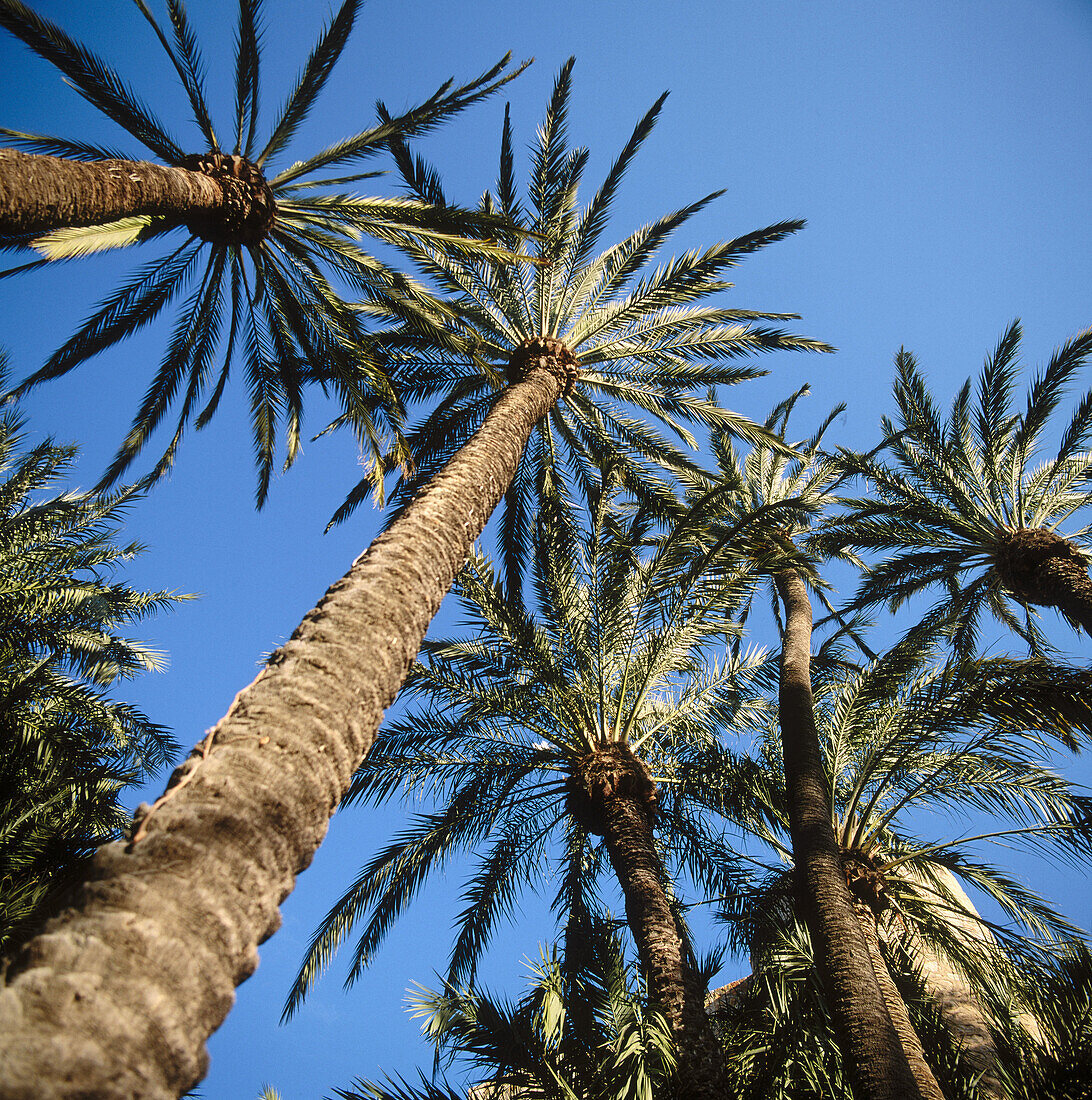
774 568 946 1100
592 750 723 1100
0 364 564 1100
0 149 227 237
853 904 951 1100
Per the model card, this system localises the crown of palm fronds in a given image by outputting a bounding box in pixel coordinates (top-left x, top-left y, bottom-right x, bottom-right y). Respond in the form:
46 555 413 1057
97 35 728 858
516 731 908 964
328 57 831 594
281 472 765 1017
822 321 1092 655
659 387 870 659
718 637 1092 1031
0 0 528 502
0 352 182 953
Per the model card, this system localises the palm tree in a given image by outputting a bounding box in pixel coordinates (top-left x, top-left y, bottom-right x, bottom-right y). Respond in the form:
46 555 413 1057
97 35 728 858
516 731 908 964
285 476 760 1097
336 927 677 1100
0 59 823 1098
718 642 1092 1099
330 57 830 595
824 322 1092 655
668 394 948 1100
0 356 181 957
0 0 526 501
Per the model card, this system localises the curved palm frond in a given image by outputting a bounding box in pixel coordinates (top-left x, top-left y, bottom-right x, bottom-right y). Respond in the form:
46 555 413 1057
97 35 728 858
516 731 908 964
0 0 529 502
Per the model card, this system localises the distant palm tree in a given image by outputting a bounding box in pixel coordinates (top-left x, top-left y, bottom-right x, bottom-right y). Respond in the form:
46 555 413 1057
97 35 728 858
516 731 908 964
720 643 1092 1099
0 354 181 956
336 929 677 1100
286 476 759 1097
0 0 526 501
668 393 948 1100
824 322 1092 655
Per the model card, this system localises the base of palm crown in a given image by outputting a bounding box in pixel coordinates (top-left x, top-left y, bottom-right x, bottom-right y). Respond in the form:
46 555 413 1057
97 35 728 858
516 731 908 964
175 153 276 245
506 335 581 396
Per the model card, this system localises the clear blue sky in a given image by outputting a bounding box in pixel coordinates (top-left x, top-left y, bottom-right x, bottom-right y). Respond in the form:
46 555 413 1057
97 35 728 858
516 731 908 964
2 1 1091 1096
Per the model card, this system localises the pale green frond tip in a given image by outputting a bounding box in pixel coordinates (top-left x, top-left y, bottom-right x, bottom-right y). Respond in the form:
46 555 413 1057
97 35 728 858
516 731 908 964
31 216 155 259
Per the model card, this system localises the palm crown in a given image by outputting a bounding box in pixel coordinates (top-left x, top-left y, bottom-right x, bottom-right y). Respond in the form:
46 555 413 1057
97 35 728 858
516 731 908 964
337 57 830 594
0 0 526 501
726 643 1092 957
715 639 1092 1100
337 931 677 1100
825 321 1092 655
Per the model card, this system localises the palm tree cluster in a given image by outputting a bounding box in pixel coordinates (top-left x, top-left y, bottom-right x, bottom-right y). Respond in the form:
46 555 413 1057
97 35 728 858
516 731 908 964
0 3 1089 1099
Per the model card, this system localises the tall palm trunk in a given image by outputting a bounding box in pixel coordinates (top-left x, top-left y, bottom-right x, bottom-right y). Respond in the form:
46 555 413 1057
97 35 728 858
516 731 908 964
774 567 946 1100
0 149 271 240
0 360 565 1100
577 743 723 1100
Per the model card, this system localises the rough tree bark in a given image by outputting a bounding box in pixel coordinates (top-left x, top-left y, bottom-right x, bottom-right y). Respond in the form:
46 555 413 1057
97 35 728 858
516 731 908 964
995 526 1092 637
0 149 214 237
0 353 566 1100
852 902 950 1100
774 567 946 1100
572 743 724 1100
0 149 277 244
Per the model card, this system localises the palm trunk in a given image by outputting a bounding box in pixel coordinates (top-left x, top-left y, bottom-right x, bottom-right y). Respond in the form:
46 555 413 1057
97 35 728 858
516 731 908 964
0 149 226 237
997 527 1092 637
854 904 950 1100
593 753 723 1100
0 363 564 1100
774 568 946 1100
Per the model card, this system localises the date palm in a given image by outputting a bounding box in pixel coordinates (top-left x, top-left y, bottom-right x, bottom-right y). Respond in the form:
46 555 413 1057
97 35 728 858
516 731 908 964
285 477 761 1097
825 322 1092 655
0 0 526 502
337 929 677 1100
721 642 1092 1099
332 56 830 597
0 56 824 1099
668 394 949 1100
0 355 181 956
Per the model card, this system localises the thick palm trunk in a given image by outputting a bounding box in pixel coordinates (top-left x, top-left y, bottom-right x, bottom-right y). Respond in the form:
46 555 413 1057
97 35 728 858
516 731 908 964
997 527 1092 637
588 747 722 1100
774 568 946 1100
0 149 228 237
0 363 564 1100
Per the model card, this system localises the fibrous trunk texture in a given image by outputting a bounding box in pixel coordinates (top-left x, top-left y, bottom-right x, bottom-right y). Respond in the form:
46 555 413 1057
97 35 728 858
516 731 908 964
854 905 948 1100
0 149 226 238
995 526 1092 637
0 364 564 1100
774 568 946 1100
577 744 724 1100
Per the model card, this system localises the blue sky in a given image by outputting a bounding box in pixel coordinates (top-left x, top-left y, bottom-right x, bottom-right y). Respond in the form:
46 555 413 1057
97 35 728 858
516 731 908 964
2 1 1091 1096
